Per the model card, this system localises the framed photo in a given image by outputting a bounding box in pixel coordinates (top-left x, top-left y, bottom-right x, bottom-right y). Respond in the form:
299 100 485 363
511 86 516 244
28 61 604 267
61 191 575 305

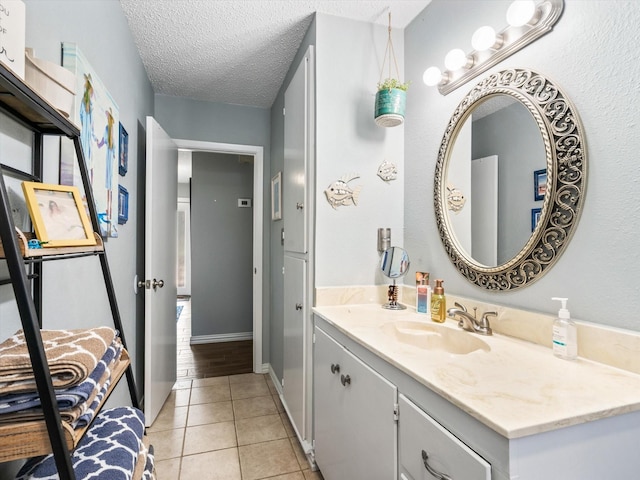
531 208 542 232
271 172 282 221
534 168 546 201
118 122 128 176
21 182 96 247
118 185 129 225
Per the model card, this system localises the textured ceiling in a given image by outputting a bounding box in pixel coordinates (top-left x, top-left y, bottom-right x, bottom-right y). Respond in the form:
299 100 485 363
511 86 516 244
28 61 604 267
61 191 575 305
120 0 431 108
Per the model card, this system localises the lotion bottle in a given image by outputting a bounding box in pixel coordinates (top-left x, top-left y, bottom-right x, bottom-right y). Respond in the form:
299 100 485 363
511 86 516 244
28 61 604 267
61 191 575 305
416 274 430 314
551 297 577 360
430 279 446 323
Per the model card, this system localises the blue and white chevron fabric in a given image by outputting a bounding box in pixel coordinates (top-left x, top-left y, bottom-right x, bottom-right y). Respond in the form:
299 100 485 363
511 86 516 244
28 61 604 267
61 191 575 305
0 341 121 417
15 406 145 480
142 444 155 480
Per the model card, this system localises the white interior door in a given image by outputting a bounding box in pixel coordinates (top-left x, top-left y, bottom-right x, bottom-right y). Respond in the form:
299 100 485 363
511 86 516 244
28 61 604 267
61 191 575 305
471 155 498 266
176 199 191 296
144 116 178 426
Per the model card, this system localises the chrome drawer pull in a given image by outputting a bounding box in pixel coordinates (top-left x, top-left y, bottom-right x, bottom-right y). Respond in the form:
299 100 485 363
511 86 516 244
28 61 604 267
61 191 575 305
330 363 340 374
422 450 452 480
340 374 351 386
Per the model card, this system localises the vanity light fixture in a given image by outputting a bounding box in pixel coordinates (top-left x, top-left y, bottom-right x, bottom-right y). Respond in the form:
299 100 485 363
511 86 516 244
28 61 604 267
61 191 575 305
471 26 502 52
444 48 471 71
422 0 563 95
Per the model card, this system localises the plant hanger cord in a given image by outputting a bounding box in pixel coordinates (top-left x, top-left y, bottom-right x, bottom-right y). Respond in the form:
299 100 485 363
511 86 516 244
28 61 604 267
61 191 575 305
378 12 401 88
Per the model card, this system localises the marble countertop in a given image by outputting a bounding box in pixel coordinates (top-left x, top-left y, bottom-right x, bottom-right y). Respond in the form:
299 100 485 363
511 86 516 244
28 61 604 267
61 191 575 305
313 303 640 439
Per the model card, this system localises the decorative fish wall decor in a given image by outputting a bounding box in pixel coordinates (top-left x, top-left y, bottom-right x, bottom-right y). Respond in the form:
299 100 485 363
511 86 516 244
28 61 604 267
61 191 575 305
446 183 466 213
377 160 397 182
324 173 362 209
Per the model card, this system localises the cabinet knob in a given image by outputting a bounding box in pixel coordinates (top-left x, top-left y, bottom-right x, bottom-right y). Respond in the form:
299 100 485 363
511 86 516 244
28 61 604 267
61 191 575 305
340 374 351 386
330 363 340 374
296 202 304 210
422 450 453 480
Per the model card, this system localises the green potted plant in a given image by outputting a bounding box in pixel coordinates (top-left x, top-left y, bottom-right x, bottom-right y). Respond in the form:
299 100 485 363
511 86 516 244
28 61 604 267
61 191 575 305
374 77 409 127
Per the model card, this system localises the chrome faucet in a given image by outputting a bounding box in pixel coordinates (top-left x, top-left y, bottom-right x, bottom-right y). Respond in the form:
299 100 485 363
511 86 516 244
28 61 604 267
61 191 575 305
447 302 495 336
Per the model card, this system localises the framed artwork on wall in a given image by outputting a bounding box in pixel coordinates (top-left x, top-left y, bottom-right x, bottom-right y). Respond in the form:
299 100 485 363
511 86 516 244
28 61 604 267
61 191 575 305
118 185 128 225
531 207 542 232
21 181 96 247
271 172 282 221
60 42 120 238
534 168 546 201
118 122 128 176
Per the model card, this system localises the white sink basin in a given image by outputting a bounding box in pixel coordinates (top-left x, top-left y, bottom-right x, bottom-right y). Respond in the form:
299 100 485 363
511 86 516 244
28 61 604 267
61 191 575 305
382 320 490 355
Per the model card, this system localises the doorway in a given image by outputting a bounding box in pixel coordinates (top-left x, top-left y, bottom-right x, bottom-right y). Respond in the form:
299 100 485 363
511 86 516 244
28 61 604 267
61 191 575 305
175 139 264 374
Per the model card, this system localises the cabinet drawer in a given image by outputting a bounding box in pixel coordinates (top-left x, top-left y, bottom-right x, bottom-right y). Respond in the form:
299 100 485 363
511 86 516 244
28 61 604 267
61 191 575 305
398 394 490 480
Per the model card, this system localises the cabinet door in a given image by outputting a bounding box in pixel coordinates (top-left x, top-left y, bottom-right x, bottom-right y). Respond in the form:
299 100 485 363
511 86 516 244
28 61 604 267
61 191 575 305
398 394 491 480
314 327 397 480
313 327 348 478
283 51 310 254
283 256 306 437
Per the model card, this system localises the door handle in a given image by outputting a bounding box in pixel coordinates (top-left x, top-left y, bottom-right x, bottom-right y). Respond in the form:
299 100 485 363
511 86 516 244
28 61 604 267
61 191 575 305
340 374 351 386
330 363 340 374
296 202 304 210
295 303 303 310
152 279 165 290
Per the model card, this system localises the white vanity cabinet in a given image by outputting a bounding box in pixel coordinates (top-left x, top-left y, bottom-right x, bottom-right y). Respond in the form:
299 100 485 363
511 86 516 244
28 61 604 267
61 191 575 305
398 394 491 480
313 326 398 480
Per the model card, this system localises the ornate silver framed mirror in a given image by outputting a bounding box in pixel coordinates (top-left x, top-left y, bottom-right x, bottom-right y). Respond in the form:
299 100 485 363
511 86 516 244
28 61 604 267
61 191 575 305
434 69 587 290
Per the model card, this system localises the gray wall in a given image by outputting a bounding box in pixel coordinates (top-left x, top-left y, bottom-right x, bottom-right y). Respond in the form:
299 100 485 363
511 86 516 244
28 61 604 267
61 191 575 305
314 13 405 287
472 103 545 263
0 1 153 476
153 95 272 359
190 152 253 337
405 0 640 330
19 0 153 400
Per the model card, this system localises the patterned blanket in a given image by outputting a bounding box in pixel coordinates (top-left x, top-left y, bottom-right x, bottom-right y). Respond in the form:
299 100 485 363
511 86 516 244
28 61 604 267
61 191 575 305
0 327 115 394
0 340 122 421
16 406 145 480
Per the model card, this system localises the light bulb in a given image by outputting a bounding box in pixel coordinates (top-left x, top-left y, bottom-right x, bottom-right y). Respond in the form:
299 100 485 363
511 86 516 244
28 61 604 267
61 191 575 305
471 26 500 51
444 49 469 71
506 0 537 27
422 66 442 86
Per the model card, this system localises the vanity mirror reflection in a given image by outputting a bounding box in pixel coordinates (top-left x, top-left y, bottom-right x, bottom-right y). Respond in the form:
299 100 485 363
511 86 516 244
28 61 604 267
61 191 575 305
380 246 410 310
434 69 587 290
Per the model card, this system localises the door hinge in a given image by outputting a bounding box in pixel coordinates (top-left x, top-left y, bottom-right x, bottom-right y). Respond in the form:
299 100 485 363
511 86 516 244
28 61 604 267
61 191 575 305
312 332 316 344
393 403 399 422
283 107 286 116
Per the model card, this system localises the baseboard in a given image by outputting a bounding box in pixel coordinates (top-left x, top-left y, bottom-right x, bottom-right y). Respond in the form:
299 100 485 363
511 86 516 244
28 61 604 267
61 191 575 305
267 364 283 396
189 332 252 345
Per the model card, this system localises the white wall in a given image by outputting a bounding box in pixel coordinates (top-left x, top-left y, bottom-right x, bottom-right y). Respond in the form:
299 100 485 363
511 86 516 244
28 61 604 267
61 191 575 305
315 13 405 287
405 0 640 330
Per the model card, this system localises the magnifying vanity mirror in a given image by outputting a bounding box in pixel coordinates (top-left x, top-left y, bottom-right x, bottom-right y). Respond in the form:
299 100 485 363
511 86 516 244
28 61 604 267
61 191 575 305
380 246 410 309
434 69 587 290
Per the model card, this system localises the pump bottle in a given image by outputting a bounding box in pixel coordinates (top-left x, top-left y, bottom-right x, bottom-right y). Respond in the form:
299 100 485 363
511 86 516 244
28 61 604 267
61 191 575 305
551 297 577 360
430 279 446 323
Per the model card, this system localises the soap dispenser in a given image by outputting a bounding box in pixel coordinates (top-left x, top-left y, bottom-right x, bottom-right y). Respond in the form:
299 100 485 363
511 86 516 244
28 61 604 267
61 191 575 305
551 297 577 360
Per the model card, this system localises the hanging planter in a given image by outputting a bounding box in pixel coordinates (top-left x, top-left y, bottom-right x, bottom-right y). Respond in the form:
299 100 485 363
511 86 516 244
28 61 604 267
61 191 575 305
375 13 409 128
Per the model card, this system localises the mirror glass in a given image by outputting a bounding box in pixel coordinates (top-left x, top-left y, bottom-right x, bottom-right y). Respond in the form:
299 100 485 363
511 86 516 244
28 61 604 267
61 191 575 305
446 95 546 266
380 246 410 278
434 69 587 290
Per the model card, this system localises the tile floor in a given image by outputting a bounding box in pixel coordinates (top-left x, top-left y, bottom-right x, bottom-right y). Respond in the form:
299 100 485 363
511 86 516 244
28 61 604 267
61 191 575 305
149 374 323 479
150 299 323 479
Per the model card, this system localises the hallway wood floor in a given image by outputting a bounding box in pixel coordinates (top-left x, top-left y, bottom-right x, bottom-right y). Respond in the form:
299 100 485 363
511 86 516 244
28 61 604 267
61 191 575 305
177 299 253 380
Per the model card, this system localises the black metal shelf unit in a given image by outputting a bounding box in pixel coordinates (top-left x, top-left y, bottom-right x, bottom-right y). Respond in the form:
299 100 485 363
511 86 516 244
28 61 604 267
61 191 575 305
0 63 139 480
